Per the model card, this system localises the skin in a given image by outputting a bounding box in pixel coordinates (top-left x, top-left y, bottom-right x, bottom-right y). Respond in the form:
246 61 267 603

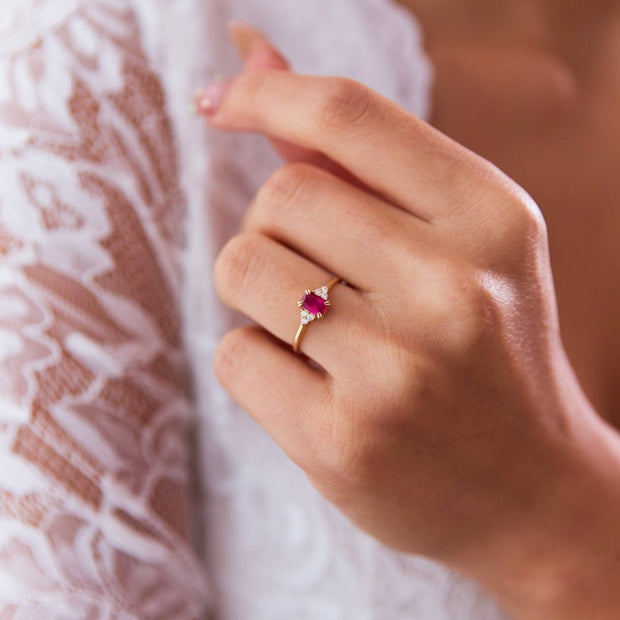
394 0 620 423
196 18 620 620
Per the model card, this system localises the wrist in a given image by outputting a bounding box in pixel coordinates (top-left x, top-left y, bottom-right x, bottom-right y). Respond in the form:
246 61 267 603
474 405 620 619
438 343 620 620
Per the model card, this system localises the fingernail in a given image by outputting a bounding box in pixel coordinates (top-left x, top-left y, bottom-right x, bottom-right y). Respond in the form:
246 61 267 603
192 76 231 116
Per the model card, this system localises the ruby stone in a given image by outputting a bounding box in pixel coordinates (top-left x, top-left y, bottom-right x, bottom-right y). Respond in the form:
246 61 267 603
301 292 328 316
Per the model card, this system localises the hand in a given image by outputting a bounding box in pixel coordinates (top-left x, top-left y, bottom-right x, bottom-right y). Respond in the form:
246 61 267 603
199 26 620 619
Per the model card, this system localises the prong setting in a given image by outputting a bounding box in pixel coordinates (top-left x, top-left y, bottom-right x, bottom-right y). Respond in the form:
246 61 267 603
293 277 341 353
298 281 338 325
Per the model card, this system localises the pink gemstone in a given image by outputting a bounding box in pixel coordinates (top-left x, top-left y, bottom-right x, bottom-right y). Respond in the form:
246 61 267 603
301 292 328 316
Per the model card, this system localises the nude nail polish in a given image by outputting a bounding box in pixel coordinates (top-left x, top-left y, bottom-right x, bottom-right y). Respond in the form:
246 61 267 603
193 77 230 116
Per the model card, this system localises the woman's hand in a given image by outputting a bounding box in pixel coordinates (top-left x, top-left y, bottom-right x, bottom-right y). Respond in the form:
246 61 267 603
199 26 620 619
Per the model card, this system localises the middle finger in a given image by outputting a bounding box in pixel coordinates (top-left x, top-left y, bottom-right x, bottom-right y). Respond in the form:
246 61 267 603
242 162 434 292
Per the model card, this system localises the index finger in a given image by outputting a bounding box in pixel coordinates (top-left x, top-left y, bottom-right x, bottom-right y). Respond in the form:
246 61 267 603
202 70 508 223
227 25 379 192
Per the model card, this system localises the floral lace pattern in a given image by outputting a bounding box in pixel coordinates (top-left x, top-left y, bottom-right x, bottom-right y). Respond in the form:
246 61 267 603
0 1 208 617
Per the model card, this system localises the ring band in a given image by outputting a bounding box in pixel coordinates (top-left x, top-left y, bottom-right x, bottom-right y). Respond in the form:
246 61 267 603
293 276 341 354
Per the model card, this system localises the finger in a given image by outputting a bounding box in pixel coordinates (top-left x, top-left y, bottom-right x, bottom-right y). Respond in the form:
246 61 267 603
201 69 507 223
213 325 331 468
242 162 435 291
228 23 311 165
227 24 362 187
214 232 364 372
228 22 290 71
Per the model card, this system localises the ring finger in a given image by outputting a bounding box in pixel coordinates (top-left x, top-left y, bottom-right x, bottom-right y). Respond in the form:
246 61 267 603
214 231 366 372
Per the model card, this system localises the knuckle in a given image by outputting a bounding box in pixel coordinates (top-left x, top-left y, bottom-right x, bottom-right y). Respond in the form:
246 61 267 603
251 162 316 224
213 327 252 384
504 190 547 241
430 272 499 357
454 279 500 354
307 400 374 488
336 443 374 488
314 398 397 489
214 232 265 303
487 187 549 270
322 428 377 489
364 214 402 257
314 78 374 133
512 193 548 249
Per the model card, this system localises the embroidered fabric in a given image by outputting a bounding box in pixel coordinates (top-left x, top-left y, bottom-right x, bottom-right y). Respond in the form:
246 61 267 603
0 0 508 617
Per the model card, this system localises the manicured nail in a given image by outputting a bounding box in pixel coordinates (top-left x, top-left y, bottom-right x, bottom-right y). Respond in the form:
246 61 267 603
192 76 231 116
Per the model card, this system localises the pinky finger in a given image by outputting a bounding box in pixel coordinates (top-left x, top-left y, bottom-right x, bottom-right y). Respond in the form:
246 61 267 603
213 325 333 467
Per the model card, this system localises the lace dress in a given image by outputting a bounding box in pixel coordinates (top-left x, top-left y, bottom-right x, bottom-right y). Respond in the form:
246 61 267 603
0 0 508 617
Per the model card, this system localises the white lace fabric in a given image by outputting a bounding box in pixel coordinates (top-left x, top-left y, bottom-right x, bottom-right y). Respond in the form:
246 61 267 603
0 1 208 617
0 0 507 618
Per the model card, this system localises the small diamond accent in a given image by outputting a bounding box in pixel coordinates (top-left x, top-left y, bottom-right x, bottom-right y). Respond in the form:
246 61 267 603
300 308 317 325
313 286 329 300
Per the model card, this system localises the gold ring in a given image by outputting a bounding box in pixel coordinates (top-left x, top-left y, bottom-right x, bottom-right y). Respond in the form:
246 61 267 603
293 277 341 354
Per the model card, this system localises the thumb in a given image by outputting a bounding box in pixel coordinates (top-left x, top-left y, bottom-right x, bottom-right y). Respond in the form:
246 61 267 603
228 22 290 72
223 24 365 190
227 23 329 167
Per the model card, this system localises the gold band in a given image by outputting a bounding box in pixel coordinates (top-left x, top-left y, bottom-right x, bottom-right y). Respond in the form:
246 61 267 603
293 276 341 354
